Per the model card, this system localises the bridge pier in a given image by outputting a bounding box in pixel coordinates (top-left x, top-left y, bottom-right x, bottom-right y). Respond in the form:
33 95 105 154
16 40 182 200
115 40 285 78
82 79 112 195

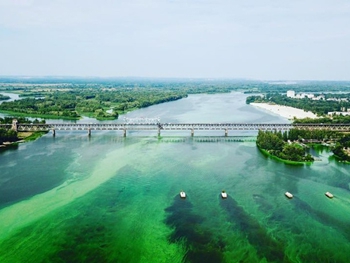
87 128 91 136
11 119 18 132
225 129 228 137
52 129 56 137
158 128 161 137
123 129 126 137
191 129 194 137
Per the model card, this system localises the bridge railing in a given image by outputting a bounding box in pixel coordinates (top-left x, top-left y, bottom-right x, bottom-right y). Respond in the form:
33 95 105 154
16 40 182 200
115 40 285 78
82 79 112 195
4 122 350 133
0 124 12 129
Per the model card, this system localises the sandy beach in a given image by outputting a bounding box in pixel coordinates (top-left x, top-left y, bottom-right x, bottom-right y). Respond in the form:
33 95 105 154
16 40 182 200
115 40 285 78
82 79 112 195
250 103 318 120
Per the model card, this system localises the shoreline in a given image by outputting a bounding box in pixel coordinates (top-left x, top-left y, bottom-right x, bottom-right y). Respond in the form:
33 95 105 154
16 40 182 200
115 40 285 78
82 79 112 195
250 102 318 120
258 146 311 165
0 131 47 149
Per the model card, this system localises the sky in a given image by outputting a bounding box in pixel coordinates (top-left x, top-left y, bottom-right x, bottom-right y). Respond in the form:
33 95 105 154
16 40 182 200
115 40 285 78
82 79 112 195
0 0 350 80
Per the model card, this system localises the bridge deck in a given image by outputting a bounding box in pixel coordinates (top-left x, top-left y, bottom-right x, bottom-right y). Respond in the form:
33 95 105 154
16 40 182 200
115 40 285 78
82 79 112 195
2 123 350 132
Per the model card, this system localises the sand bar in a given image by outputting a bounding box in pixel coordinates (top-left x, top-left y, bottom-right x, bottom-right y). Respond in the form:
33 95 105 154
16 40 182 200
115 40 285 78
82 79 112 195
250 103 318 120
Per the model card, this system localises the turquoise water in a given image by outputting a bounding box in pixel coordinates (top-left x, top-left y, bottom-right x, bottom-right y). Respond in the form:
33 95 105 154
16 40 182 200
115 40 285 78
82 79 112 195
0 93 350 262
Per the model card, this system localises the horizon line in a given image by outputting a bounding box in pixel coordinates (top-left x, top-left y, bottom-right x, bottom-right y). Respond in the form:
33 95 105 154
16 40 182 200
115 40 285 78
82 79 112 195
0 75 350 82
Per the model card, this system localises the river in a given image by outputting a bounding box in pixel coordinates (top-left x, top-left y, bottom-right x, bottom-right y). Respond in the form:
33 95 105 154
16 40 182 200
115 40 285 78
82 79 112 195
0 92 350 263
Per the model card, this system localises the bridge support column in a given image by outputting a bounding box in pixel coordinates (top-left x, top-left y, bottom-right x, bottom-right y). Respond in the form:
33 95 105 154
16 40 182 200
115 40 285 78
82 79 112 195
191 129 194 137
11 119 18 132
158 128 161 137
225 129 228 137
123 129 126 137
87 128 91 136
52 129 56 137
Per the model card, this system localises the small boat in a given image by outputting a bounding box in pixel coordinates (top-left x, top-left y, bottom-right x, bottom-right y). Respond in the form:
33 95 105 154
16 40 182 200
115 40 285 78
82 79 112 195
221 190 227 199
325 192 334 198
285 192 293 199
180 191 186 199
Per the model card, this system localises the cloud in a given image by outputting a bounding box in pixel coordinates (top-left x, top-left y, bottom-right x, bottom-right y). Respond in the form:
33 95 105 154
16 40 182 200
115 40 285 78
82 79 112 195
0 0 350 79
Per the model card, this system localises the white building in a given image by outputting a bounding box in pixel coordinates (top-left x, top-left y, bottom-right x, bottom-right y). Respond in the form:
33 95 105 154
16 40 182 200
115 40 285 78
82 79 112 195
286 90 295 98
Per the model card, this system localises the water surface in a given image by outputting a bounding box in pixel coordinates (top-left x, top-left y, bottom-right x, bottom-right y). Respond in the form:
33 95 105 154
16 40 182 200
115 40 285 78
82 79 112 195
0 92 349 263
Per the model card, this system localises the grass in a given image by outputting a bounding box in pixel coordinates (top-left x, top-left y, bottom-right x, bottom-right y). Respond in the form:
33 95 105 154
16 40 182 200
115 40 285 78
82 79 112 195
18 131 48 142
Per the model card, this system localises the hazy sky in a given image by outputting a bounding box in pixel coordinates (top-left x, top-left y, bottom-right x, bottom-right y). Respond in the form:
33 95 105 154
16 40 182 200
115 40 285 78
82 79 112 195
0 0 350 80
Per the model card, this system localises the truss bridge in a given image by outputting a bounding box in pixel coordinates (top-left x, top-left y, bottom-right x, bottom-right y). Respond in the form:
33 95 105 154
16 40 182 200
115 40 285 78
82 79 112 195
3 122 350 137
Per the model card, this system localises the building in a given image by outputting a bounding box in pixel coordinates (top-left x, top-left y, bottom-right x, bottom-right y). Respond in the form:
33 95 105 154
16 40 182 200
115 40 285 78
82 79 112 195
286 90 295 98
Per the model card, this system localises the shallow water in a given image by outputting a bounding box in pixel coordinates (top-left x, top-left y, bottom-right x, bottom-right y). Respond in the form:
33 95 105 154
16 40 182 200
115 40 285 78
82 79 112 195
0 93 350 263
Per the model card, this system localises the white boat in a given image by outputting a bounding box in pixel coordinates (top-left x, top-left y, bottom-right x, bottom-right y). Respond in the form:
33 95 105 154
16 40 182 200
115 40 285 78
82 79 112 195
285 192 293 199
325 192 334 198
180 191 186 199
221 191 227 199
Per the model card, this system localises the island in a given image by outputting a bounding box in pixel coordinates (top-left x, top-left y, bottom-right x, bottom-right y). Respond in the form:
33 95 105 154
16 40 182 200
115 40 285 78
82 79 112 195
256 130 315 164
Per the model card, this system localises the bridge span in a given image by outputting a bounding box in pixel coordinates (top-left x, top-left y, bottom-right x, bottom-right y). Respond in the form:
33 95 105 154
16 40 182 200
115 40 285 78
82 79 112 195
3 122 350 137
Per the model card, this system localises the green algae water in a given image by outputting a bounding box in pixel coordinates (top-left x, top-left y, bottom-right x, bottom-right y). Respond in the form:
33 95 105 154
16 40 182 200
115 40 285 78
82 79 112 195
1 93 350 263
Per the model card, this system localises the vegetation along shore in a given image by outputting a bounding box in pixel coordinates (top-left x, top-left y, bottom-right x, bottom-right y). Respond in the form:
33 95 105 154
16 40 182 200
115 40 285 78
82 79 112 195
247 85 350 163
0 117 47 149
0 78 246 120
2 78 350 163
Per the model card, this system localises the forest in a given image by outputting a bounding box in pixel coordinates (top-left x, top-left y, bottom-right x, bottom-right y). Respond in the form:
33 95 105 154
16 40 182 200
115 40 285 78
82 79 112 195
2 78 350 120
0 78 266 120
0 94 10 100
0 88 187 120
246 93 350 119
0 117 18 144
242 81 350 94
256 130 314 162
256 128 350 163
292 116 350 124
0 117 46 146
0 116 45 124
332 134 350 162
0 128 17 145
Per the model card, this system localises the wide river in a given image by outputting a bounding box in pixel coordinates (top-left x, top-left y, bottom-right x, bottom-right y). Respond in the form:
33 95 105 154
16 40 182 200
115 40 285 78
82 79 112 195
0 92 350 263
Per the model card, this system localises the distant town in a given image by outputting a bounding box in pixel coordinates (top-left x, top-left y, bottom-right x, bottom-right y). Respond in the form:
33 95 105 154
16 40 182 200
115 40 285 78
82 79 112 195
286 90 350 116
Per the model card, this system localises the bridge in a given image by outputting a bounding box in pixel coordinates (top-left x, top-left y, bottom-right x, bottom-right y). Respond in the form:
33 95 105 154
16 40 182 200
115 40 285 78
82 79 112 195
2 121 350 137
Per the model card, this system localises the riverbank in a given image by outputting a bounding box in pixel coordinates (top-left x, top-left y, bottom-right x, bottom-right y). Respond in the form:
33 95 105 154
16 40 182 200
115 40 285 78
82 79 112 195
0 131 47 149
258 146 312 165
0 110 80 120
250 102 318 120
